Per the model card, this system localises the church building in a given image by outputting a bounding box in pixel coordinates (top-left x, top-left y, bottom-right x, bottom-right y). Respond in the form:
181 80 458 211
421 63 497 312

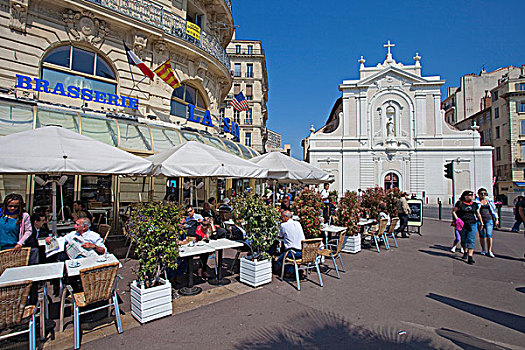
303 42 494 204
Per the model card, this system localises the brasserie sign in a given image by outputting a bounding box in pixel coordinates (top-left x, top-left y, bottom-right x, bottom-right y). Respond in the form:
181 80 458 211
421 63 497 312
14 74 139 110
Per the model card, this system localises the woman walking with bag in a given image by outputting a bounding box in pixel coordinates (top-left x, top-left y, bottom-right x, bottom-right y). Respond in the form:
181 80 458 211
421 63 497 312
474 188 499 258
452 190 483 265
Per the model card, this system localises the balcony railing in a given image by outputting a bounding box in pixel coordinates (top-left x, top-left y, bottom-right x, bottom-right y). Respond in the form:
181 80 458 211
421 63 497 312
226 48 265 55
84 0 230 70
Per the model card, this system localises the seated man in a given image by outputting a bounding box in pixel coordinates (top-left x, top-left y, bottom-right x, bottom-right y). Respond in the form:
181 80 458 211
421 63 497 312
45 218 106 260
201 202 221 225
276 210 305 276
71 200 93 222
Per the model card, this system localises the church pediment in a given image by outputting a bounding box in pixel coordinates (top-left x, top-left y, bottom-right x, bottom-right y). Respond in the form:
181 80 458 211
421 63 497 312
357 67 429 86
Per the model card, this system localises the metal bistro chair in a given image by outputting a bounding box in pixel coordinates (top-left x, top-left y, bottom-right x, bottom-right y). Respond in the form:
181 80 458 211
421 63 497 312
280 238 324 291
0 247 31 275
386 217 399 248
363 218 389 253
318 229 346 278
59 262 122 350
0 280 40 350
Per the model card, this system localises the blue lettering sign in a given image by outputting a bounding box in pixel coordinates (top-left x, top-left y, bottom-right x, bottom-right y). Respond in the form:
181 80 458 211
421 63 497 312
14 74 139 110
187 104 200 123
201 110 214 127
223 117 231 133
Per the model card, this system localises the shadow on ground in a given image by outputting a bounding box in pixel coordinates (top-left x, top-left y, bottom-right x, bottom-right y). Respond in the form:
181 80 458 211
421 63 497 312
435 328 508 350
234 310 436 349
427 293 525 333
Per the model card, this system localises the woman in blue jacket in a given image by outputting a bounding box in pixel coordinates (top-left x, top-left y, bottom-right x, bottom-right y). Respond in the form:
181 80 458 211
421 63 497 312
474 188 499 258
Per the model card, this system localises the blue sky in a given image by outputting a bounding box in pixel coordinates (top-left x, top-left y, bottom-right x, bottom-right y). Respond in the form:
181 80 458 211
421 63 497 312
231 0 524 158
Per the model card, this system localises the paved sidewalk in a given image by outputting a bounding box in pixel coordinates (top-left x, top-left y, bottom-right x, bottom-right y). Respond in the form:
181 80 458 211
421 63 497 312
80 220 525 350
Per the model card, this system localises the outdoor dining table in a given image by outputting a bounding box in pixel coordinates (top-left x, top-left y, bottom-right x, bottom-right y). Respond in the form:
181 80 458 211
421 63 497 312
0 262 64 339
65 254 121 277
320 224 346 243
178 243 215 296
206 238 243 286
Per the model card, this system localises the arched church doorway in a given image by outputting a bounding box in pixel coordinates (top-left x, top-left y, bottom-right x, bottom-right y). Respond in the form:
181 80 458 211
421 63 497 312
384 172 399 190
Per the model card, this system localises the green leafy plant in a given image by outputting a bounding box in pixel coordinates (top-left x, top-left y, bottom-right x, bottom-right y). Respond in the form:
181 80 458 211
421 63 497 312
385 187 402 217
127 202 184 287
328 189 339 204
360 186 386 219
337 191 361 235
232 194 280 260
292 188 323 238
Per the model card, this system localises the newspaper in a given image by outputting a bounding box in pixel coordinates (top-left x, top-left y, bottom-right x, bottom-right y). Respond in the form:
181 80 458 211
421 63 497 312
45 237 65 258
65 235 98 259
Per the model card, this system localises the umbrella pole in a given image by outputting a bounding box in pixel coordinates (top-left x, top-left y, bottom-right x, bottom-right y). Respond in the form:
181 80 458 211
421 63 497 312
51 181 57 234
273 180 276 206
59 184 65 221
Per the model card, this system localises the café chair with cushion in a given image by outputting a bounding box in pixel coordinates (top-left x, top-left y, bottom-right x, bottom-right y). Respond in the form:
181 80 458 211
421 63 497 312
363 218 389 253
59 262 122 350
318 230 346 279
0 247 31 275
386 217 399 248
280 238 324 291
0 280 39 350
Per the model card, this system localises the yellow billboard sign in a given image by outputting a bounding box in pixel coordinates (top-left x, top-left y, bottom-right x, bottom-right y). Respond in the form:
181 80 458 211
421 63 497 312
186 22 201 41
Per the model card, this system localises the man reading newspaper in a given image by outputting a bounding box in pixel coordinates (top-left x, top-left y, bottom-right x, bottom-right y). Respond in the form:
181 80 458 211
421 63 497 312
45 218 106 260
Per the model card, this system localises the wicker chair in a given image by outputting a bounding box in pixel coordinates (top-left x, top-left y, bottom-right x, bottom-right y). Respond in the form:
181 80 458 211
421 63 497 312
98 224 112 243
280 238 324 291
318 229 346 278
0 280 39 350
363 218 389 253
386 217 399 248
0 247 31 275
59 262 122 349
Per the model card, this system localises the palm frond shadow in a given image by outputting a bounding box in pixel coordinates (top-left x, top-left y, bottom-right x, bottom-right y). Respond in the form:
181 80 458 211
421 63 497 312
235 310 436 349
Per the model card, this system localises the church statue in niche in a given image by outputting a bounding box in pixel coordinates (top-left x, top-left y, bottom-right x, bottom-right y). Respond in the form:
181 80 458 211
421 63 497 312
385 106 396 140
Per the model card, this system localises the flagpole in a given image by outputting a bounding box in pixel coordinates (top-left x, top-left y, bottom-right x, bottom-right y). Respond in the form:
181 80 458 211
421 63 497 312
123 40 136 87
128 75 147 97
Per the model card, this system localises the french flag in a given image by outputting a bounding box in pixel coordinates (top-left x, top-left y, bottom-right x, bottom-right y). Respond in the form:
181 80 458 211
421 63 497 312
124 42 155 80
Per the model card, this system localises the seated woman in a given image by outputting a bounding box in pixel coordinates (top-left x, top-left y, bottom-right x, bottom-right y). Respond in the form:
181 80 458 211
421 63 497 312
378 202 391 232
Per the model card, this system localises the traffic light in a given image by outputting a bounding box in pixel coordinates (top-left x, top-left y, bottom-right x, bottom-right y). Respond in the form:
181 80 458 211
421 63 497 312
444 162 453 179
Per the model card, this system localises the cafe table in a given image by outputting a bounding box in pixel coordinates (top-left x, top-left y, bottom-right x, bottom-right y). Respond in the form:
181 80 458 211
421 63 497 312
320 224 347 243
0 262 64 339
65 253 121 277
178 243 215 296
206 238 243 286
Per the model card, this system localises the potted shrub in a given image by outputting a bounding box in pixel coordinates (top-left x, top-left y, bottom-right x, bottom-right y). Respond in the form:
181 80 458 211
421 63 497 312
360 186 386 219
233 194 280 287
385 187 402 218
127 202 184 323
337 191 362 253
292 188 323 238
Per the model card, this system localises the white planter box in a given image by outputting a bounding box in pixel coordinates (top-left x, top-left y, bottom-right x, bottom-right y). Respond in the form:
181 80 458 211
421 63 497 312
342 234 361 253
240 257 272 287
130 278 172 324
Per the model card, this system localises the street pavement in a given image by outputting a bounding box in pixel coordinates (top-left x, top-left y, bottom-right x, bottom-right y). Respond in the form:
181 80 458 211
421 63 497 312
82 219 525 350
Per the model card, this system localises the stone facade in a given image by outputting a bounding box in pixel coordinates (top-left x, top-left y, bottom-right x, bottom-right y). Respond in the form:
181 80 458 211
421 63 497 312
303 42 494 204
225 36 269 153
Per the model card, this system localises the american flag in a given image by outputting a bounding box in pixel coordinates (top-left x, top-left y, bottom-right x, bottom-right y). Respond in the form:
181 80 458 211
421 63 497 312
229 92 249 112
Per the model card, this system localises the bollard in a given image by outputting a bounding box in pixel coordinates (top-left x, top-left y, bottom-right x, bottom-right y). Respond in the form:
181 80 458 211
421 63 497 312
438 200 442 220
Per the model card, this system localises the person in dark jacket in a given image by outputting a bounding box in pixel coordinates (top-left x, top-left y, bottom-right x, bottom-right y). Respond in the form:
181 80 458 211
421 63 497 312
511 196 524 232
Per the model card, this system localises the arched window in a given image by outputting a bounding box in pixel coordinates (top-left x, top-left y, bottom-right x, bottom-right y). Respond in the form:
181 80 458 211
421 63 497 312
41 45 116 94
170 83 208 119
384 172 399 190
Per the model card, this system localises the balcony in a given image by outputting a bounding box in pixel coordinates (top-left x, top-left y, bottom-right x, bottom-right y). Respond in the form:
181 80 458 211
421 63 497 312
226 48 265 56
84 0 230 70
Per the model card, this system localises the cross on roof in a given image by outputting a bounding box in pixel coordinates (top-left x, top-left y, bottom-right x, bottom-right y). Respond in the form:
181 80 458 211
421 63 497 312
383 40 395 55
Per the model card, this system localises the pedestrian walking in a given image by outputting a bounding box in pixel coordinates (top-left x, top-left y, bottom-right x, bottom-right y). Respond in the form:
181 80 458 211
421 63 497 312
394 192 411 238
474 188 498 258
511 196 524 232
450 218 464 254
452 190 483 265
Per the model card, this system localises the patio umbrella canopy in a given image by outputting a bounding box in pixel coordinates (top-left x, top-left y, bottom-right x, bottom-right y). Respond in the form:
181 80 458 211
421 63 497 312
250 151 332 184
147 141 268 178
0 126 153 175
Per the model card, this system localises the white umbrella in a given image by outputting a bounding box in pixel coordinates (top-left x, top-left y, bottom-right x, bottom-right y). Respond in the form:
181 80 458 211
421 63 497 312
0 126 153 232
0 126 153 175
250 151 332 184
147 141 268 178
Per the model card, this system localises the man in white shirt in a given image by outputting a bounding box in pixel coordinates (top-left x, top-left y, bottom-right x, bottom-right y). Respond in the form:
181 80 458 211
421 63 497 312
320 183 330 223
277 210 305 276
45 217 106 259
